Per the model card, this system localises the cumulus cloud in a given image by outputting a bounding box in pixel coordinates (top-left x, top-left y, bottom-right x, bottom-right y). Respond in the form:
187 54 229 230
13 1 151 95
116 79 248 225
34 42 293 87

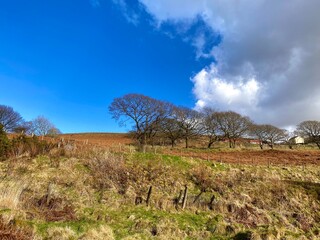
192 64 261 112
136 0 320 127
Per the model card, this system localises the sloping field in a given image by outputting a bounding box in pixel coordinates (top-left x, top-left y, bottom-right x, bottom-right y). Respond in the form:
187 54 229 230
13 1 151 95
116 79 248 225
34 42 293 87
58 133 320 166
1 132 319 239
167 149 320 166
59 132 133 147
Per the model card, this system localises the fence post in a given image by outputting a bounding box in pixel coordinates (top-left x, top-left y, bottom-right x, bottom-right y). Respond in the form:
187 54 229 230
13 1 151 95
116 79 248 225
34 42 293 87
182 185 188 209
146 186 153 206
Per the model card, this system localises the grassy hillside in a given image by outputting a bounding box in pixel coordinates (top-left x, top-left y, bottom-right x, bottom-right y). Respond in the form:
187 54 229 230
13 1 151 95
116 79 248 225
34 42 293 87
0 135 319 239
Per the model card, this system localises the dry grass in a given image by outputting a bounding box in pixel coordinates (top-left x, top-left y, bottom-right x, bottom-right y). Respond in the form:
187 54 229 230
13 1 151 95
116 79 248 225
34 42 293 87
46 226 77 240
0 178 29 223
0 137 319 239
0 217 34 240
80 224 114 240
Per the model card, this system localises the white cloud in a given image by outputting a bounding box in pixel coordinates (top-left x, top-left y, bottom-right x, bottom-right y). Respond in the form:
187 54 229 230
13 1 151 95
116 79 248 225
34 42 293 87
192 64 261 114
137 0 320 127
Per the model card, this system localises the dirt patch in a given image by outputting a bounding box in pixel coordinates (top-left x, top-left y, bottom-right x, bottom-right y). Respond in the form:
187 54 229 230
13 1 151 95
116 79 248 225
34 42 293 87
166 149 320 166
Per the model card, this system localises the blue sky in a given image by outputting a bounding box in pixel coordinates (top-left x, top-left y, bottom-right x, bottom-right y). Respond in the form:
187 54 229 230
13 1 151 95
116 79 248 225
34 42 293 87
1 0 320 132
0 0 214 133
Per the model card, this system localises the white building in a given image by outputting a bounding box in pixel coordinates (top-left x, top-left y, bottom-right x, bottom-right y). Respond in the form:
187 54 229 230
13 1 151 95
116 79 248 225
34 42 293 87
289 136 304 144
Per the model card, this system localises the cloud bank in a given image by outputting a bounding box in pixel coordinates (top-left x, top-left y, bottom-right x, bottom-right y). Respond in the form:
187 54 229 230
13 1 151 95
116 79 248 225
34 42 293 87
123 0 320 127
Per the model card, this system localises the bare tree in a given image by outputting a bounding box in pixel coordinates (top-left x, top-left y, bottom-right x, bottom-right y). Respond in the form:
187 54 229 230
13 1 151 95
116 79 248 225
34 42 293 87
250 124 287 149
214 111 252 148
0 105 23 132
31 116 58 137
173 107 204 148
201 108 219 148
12 121 33 135
296 120 320 149
249 124 266 149
160 118 183 148
47 127 62 137
264 125 287 149
109 94 173 150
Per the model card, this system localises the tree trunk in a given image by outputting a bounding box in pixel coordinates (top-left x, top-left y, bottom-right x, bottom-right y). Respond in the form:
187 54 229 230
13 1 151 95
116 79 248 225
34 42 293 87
171 139 175 148
229 139 236 148
143 134 147 153
185 137 189 148
270 142 274 149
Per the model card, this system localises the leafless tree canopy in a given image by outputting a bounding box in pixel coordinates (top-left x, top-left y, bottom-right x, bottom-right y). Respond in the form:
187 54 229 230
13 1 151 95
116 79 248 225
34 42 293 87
31 116 59 136
0 105 23 132
213 111 252 148
250 124 287 149
173 106 204 148
201 108 219 148
296 120 320 149
109 94 173 146
249 124 267 149
160 118 183 148
110 94 320 150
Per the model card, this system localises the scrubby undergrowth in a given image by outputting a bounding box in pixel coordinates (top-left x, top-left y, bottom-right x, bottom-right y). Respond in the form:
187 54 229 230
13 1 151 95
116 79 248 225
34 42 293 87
0 147 319 239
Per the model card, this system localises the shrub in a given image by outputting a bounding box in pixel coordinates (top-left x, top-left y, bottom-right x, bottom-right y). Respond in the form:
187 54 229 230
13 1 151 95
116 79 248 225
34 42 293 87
33 195 77 222
191 166 215 193
0 125 10 160
87 152 129 202
9 135 56 158
0 217 34 240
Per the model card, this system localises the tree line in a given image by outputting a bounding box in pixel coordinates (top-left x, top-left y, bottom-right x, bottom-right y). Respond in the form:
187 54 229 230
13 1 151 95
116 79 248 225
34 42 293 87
0 104 61 137
109 93 320 150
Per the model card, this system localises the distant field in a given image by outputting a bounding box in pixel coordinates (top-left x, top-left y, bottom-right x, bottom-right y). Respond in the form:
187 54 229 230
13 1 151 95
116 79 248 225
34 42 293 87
56 133 320 166
59 132 133 146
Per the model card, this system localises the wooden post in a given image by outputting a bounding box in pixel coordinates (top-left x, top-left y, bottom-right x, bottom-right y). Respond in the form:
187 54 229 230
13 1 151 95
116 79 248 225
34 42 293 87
98 183 105 204
208 194 215 210
182 185 188 209
146 186 153 206
46 182 54 206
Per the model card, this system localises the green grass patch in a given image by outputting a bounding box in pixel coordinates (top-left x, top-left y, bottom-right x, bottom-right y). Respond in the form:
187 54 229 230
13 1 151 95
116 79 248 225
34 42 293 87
30 219 101 238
